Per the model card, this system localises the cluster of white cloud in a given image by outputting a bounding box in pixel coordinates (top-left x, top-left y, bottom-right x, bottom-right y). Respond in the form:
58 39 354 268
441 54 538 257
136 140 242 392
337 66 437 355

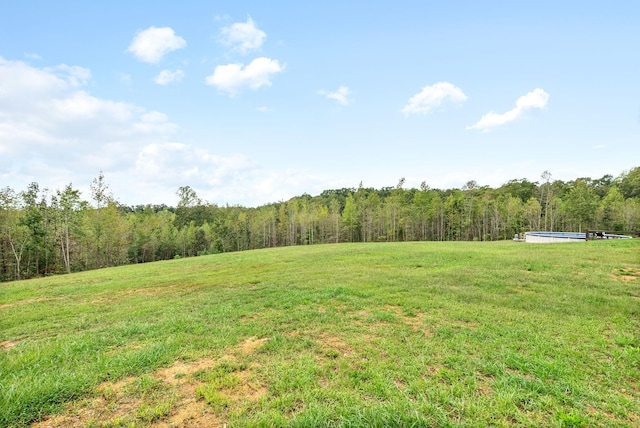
0 57 177 174
206 57 284 96
131 142 322 204
206 17 284 95
154 69 184 85
125 18 283 94
127 26 186 64
123 19 355 105
319 86 353 106
402 82 467 115
0 57 322 206
219 17 267 54
466 88 549 131
402 82 549 131
127 26 187 86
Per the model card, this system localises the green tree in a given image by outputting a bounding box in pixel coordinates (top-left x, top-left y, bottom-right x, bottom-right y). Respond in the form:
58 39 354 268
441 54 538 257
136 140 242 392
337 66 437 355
618 167 640 199
523 197 542 231
88 171 114 268
564 180 599 232
622 199 640 232
598 186 625 231
412 184 432 241
342 194 359 242
499 178 538 203
20 182 48 277
444 190 464 240
0 187 29 280
386 179 407 242
53 184 85 274
328 196 342 243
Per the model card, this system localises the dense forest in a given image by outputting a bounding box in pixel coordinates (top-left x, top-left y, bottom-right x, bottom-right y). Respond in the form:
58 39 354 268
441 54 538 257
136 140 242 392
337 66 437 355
1 168 639 282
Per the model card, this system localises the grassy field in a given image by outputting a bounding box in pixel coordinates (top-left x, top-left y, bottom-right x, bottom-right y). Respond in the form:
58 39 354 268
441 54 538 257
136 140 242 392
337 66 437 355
1 240 639 427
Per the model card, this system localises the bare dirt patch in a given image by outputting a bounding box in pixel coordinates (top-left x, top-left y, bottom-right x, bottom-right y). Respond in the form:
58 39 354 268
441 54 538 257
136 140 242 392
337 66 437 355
402 312 424 330
393 378 407 392
32 336 271 427
0 340 20 350
612 267 640 282
476 383 492 396
474 372 494 396
317 333 353 357
33 375 142 428
32 358 228 427
155 359 216 385
378 307 437 336
239 313 261 324
222 365 268 403
238 336 268 355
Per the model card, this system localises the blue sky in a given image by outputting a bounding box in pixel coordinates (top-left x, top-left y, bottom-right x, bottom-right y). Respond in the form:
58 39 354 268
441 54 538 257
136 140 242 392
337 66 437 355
1 1 638 206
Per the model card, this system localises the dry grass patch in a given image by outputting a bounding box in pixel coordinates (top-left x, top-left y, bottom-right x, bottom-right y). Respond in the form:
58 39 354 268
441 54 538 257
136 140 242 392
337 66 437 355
317 333 353 357
200 363 268 406
0 296 59 309
612 266 640 282
32 358 220 428
393 378 407 392
105 342 144 356
239 313 261 324
238 336 268 355
33 376 140 427
474 372 495 396
155 359 216 385
402 312 424 330
32 336 271 427
0 339 20 350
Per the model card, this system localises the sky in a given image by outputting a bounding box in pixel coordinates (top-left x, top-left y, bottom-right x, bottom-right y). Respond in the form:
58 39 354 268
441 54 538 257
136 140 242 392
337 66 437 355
1 1 638 207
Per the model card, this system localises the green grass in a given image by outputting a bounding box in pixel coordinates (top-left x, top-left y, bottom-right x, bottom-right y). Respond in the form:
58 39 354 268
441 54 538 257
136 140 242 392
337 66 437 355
1 240 639 427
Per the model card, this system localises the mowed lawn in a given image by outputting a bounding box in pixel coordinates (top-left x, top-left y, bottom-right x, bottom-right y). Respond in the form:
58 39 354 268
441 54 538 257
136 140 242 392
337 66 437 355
1 240 639 427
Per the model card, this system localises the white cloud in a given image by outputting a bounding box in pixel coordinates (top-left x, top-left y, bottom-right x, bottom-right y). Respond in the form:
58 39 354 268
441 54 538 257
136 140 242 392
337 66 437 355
0 58 66 104
135 143 254 184
467 88 549 132
205 57 284 95
256 106 271 112
402 82 467 115
0 57 324 207
154 69 184 85
24 53 42 60
47 64 92 87
0 57 179 183
131 142 328 206
319 86 353 106
220 17 266 54
127 26 186 63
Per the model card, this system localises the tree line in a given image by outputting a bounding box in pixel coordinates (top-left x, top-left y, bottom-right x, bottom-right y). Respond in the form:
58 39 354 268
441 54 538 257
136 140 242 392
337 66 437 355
1 168 639 282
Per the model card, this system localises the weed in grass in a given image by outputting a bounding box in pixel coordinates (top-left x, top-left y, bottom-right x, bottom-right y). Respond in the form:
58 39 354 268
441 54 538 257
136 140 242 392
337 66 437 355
136 398 174 422
126 374 164 398
558 411 588 427
195 384 231 411
325 349 340 359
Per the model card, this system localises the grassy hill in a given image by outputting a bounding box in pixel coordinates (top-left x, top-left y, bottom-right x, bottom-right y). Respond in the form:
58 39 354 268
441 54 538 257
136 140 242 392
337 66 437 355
1 240 639 427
